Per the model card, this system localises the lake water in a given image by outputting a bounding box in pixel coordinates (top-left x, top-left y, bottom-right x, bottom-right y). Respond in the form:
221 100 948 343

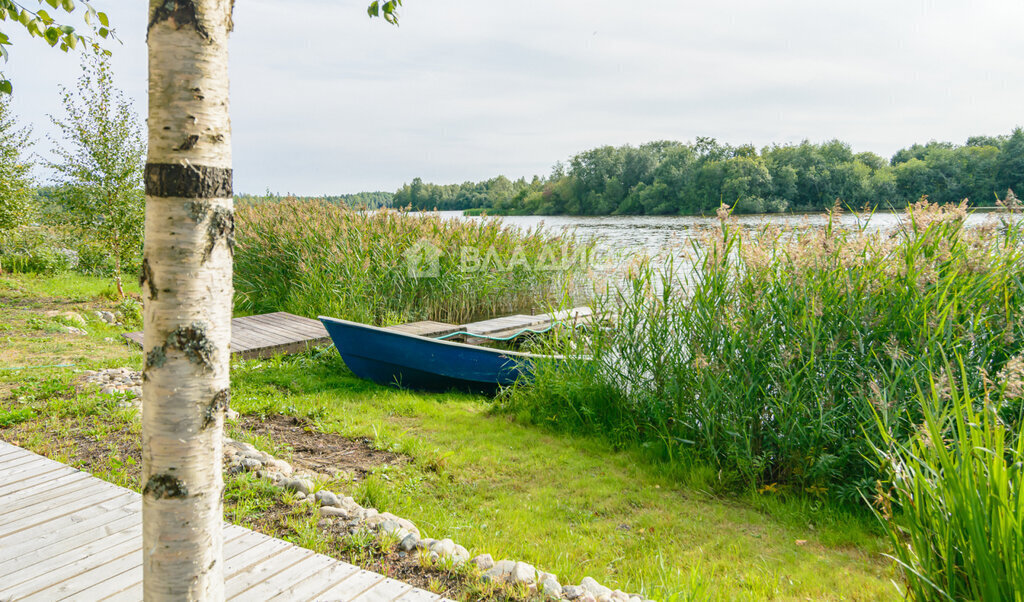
436 209 1016 258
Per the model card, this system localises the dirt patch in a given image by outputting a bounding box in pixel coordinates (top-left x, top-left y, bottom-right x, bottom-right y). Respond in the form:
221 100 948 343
236 414 407 478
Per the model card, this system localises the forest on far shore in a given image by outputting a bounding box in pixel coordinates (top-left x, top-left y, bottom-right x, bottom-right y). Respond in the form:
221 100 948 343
392 129 1024 215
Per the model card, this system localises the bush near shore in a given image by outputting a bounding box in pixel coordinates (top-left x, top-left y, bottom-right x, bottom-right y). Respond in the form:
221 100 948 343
233 200 591 325
506 201 1024 505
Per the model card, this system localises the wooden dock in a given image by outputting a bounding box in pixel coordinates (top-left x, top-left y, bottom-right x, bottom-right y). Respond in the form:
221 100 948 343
122 306 594 359
0 440 449 601
123 312 332 360
386 306 594 344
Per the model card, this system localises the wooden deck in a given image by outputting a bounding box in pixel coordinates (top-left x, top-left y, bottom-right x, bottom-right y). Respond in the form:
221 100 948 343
456 306 594 344
123 312 332 360
0 441 450 601
381 307 594 343
122 306 594 359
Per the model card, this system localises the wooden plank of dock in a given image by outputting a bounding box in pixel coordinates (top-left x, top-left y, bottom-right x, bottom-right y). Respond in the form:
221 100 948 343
122 311 333 360
384 321 461 338
459 305 594 343
0 440 450 602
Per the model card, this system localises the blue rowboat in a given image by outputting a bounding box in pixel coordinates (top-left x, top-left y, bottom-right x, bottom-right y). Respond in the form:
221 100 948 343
319 316 555 394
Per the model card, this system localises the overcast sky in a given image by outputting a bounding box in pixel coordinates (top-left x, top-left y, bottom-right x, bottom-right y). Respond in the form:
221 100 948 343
8 0 1023 195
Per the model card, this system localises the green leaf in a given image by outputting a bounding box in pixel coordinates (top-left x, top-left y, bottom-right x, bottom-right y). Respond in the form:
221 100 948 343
0 79 12 95
36 9 51 23
61 0 74 12
97 12 108 27
45 0 59 8
98 27 108 39
367 1 379 17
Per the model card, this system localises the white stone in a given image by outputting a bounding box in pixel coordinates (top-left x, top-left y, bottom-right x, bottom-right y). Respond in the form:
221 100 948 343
539 575 562 596
510 561 537 584
319 506 351 518
581 577 612 597
482 559 516 582
282 477 312 495
398 533 418 552
315 490 340 507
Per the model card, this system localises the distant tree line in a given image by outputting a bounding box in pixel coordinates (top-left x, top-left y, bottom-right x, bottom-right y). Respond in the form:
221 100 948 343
236 190 393 209
393 129 1024 215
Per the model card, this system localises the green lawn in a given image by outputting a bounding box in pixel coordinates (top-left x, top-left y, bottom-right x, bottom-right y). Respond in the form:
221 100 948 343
0 272 898 600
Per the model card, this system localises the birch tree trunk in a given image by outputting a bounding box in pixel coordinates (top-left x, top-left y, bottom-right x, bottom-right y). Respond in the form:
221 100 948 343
143 1 233 598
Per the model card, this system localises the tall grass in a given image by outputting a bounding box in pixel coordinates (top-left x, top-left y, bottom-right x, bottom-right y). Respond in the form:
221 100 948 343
233 200 591 325
871 362 1023 601
505 201 1024 502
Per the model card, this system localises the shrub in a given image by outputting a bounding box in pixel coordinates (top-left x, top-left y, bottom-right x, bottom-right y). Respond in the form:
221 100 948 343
506 201 1024 502
0 226 71 274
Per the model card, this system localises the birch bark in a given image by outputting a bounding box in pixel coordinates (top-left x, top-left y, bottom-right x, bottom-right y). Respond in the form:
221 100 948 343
143 1 233 598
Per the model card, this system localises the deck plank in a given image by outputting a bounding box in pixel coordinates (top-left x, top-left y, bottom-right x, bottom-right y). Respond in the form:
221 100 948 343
239 553 337 600
312 570 387 601
350 577 414 601
8 533 141 600
0 466 85 498
0 512 139 578
0 477 100 514
122 311 331 359
265 561 360 601
0 489 131 531
0 439 449 601
235 316 307 339
0 496 137 551
225 546 316 599
384 320 461 338
245 313 328 338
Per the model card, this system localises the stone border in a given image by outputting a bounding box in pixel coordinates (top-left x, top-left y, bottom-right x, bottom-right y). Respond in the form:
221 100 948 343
225 438 654 602
80 367 655 601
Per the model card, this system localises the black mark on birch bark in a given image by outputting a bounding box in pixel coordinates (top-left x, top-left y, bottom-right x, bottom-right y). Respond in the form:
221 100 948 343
145 345 167 370
144 474 188 499
185 200 211 222
139 258 158 300
148 0 209 40
145 163 232 199
174 135 199 151
165 323 216 370
203 207 234 261
203 388 230 429
184 201 234 262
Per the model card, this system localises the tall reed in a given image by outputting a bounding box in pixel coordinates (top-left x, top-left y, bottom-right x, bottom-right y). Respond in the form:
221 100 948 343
233 200 591 325
506 202 1024 502
871 362 1023 601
